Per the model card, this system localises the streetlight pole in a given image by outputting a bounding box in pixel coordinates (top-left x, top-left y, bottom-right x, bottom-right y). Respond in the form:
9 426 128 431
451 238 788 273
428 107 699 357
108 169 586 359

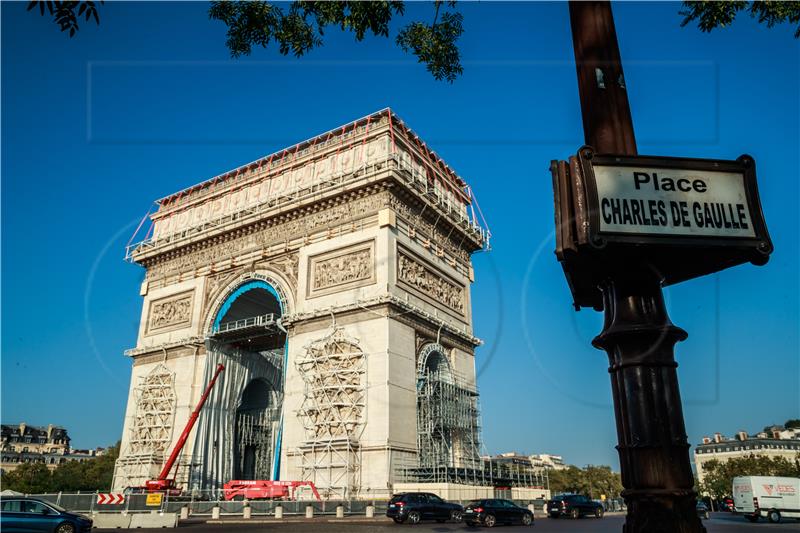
568 2 706 532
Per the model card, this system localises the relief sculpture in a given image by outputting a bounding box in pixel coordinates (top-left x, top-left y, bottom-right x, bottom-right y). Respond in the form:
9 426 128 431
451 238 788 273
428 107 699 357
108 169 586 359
312 248 373 292
145 192 388 280
398 252 464 313
148 292 193 332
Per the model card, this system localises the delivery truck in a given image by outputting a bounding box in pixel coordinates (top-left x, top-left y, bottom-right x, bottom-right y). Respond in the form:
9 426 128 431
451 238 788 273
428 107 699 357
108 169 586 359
732 475 800 523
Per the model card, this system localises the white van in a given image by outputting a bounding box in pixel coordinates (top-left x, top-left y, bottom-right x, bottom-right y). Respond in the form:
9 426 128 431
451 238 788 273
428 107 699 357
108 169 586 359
732 476 800 523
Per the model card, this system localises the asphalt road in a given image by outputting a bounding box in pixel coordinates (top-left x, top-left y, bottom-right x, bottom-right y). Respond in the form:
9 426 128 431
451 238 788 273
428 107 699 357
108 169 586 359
102 513 799 532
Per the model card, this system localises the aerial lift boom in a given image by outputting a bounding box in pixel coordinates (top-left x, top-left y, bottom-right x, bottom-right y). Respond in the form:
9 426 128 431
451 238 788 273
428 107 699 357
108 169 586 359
145 363 225 493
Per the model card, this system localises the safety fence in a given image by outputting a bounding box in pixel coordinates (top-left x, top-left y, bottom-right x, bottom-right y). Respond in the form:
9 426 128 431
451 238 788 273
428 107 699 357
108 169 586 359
19 492 568 517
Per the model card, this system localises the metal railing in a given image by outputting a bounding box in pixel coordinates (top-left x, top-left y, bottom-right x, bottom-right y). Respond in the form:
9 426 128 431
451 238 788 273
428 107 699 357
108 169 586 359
212 313 278 335
19 490 558 516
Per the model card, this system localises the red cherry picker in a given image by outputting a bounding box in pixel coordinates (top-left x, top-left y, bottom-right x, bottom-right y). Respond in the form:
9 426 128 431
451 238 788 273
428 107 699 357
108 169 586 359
143 363 225 495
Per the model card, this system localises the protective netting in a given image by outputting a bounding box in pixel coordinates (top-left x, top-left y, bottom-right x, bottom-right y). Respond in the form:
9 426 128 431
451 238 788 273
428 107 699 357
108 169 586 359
189 340 283 492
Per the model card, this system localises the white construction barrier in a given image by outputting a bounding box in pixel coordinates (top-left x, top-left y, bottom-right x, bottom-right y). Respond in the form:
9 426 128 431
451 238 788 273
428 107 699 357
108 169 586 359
275 505 283 519
92 513 131 529
211 506 220 520
243 505 252 519
305 505 314 518
366 505 374 518
336 505 344 518
129 511 178 528
180 506 189 520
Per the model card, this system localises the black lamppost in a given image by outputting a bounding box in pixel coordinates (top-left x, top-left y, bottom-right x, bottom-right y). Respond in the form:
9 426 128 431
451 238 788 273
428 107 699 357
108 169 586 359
567 3 706 532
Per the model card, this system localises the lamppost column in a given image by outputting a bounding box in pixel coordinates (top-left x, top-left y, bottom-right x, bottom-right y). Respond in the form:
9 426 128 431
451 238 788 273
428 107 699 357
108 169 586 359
568 2 706 531
592 272 704 532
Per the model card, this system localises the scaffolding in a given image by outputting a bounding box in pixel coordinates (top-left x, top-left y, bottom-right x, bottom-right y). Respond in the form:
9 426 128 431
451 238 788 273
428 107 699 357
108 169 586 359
295 327 366 499
411 345 483 485
113 364 177 489
125 109 491 263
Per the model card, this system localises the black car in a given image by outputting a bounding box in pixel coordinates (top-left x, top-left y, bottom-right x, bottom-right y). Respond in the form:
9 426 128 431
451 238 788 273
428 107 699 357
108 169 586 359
0 497 93 533
463 499 534 527
546 494 604 519
386 492 463 524
696 501 710 520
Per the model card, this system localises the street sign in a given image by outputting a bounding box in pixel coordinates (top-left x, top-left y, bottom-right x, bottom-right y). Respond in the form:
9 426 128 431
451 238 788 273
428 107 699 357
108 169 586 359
577 149 770 247
145 493 163 506
96 493 125 505
552 147 773 309
593 164 755 238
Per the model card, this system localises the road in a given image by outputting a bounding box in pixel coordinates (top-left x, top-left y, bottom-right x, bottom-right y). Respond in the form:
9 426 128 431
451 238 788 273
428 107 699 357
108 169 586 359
102 513 798 532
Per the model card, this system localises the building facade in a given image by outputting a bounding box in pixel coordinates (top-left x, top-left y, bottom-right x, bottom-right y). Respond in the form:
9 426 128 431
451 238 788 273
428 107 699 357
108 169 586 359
112 110 489 498
694 426 800 484
0 423 101 473
529 453 566 471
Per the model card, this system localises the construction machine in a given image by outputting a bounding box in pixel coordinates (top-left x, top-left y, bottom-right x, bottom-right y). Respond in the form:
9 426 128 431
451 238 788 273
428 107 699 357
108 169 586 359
223 479 322 501
142 363 225 494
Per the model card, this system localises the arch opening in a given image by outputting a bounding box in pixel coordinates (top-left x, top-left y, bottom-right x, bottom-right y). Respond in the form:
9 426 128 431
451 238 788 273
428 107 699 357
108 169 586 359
212 281 284 352
416 344 481 475
192 278 288 489
234 378 280 481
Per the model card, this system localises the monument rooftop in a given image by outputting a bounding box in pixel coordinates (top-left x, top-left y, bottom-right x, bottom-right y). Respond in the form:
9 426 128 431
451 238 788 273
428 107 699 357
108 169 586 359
127 108 489 264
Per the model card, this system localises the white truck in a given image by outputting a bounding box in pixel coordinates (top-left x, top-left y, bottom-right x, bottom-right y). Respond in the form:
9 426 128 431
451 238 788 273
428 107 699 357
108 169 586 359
732 475 800 523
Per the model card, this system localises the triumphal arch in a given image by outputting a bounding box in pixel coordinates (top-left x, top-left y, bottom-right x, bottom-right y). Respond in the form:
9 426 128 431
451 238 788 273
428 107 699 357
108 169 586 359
112 109 489 498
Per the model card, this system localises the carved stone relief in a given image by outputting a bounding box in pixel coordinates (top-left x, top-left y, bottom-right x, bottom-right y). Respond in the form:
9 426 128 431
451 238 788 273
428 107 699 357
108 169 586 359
146 192 389 280
202 270 243 317
398 250 464 314
267 253 300 292
147 290 194 334
308 241 375 298
389 193 471 263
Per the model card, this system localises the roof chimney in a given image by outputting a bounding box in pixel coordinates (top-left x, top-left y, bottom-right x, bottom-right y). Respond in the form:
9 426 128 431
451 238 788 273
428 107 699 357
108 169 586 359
714 432 722 443
702 436 711 444
737 431 747 441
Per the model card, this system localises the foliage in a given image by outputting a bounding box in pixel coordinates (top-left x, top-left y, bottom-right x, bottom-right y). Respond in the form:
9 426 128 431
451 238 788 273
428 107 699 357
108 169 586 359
396 2 463 82
0 442 119 493
680 1 800 37
548 464 622 499
0 462 53 494
784 419 800 429
209 1 463 82
25 1 799 81
26 1 102 37
699 454 800 499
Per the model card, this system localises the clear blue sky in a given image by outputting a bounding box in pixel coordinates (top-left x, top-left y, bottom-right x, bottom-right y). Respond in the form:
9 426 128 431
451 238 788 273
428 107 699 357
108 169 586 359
2 2 798 469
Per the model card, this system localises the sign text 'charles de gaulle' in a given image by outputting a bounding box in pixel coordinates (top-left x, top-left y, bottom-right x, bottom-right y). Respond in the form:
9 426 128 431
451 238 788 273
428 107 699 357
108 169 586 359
551 147 773 309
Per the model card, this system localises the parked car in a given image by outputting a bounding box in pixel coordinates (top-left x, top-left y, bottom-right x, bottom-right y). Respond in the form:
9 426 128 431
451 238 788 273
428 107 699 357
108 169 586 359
463 499 534 527
546 494 604 519
696 501 710 520
0 497 93 533
722 497 734 511
386 492 463 525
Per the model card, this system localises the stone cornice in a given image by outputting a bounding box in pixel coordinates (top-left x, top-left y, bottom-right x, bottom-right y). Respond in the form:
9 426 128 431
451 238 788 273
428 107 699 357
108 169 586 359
124 336 205 358
282 294 481 348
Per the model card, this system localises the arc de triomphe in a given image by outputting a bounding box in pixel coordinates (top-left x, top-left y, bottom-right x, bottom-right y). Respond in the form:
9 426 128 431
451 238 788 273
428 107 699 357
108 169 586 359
112 109 488 498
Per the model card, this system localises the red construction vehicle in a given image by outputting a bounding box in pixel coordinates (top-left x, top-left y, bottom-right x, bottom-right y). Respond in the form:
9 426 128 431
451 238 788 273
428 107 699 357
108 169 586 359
142 363 225 495
223 480 322 501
